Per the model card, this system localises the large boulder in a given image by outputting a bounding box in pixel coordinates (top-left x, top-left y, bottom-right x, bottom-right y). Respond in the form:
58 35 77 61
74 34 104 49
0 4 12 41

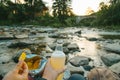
104 43 120 54
109 62 120 74
8 41 32 48
0 62 16 77
0 32 15 40
0 54 12 64
14 34 28 39
68 56 91 67
67 43 79 51
101 53 120 66
67 62 84 75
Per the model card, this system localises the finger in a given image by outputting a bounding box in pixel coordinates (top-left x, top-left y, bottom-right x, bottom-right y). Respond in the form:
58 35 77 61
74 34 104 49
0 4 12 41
13 60 24 73
57 66 67 75
21 61 29 75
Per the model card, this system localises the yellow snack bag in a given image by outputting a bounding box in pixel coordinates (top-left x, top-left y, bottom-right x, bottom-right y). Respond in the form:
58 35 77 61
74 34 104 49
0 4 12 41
19 52 26 61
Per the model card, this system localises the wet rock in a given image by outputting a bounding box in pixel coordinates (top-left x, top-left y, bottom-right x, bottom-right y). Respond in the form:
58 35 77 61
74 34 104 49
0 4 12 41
75 30 81 34
45 45 53 53
104 43 120 54
0 32 15 40
30 31 37 35
83 65 93 71
0 75 3 80
49 33 68 39
32 44 46 54
0 54 12 64
101 53 120 66
109 62 120 74
63 42 70 47
8 42 32 48
87 37 98 41
67 43 79 51
68 56 91 67
48 43 56 50
63 47 69 54
0 62 16 76
67 62 84 75
14 34 28 39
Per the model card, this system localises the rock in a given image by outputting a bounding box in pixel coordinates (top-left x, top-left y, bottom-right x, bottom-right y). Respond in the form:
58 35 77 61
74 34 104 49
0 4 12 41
67 43 79 51
75 30 81 34
0 75 3 80
0 32 15 40
109 62 120 74
63 42 70 47
14 34 28 39
33 44 47 54
83 65 93 71
63 47 69 54
67 62 84 75
8 42 32 48
104 43 120 54
68 56 91 67
0 54 12 64
45 45 53 53
49 33 68 39
0 62 16 76
48 43 56 50
101 53 120 66
87 37 98 41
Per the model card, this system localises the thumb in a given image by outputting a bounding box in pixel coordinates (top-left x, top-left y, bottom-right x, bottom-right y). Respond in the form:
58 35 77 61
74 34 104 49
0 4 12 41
22 61 29 75
13 60 24 73
57 66 67 75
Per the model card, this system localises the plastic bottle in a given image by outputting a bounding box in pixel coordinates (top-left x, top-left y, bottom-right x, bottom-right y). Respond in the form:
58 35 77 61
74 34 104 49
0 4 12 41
50 40 66 80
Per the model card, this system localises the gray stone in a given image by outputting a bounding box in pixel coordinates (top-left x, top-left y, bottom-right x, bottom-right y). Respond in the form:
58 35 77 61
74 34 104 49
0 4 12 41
75 30 81 34
0 32 15 40
87 37 98 41
109 62 120 74
14 34 28 39
67 43 79 50
8 42 32 48
101 53 120 66
69 56 91 67
0 62 16 76
67 62 84 75
0 54 12 64
104 43 120 54
63 47 69 54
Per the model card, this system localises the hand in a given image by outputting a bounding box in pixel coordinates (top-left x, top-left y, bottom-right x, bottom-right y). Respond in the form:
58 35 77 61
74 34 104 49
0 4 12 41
3 60 28 80
42 59 66 80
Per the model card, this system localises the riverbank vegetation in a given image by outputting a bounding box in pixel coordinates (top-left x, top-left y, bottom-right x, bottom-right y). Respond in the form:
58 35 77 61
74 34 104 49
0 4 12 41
0 0 120 29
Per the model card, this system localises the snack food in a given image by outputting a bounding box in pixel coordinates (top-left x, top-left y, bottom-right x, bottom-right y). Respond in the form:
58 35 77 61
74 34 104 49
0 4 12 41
19 52 26 61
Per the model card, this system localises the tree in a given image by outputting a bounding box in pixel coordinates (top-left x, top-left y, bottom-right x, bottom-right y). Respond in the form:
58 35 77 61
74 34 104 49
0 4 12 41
24 0 48 19
94 1 120 26
52 0 72 24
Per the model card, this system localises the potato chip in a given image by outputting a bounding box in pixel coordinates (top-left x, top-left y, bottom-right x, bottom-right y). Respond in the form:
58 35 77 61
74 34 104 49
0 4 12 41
19 52 26 61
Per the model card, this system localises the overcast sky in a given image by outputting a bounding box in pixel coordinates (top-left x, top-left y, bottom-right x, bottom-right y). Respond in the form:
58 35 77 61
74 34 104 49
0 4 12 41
43 0 109 15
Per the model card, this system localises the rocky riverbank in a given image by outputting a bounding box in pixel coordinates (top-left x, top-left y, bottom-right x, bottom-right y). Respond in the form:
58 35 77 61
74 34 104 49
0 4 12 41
0 26 120 79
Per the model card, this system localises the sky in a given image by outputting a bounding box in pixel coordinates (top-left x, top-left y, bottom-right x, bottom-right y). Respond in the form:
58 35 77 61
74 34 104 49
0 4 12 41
12 0 109 15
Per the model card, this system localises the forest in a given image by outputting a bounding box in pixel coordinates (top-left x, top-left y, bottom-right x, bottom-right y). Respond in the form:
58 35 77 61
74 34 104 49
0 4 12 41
0 0 120 28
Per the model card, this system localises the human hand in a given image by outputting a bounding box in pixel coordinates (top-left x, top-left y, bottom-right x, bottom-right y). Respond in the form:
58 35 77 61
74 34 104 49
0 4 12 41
42 59 66 80
3 60 28 80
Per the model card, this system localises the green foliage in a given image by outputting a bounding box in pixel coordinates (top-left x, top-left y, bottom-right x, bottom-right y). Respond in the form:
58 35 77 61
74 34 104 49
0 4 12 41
78 17 95 26
52 0 71 24
94 1 120 26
